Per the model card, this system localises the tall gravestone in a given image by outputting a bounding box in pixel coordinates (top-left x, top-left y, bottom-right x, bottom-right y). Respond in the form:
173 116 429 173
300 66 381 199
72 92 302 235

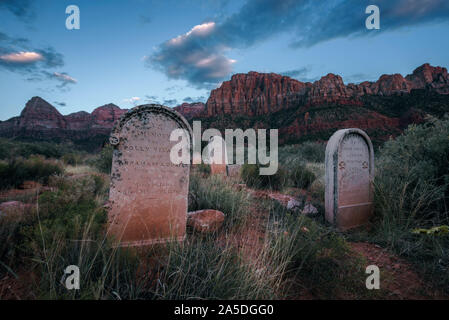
325 128 374 230
108 105 192 246
207 136 228 175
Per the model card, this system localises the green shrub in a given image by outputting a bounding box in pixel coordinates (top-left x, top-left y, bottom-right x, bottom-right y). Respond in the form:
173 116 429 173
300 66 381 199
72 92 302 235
148 236 277 299
189 173 249 228
94 145 113 174
279 142 325 165
196 163 211 176
267 204 369 299
241 164 287 190
0 138 77 160
0 214 26 277
353 117 449 294
290 163 316 189
0 156 63 189
62 153 82 166
17 176 116 299
375 117 449 224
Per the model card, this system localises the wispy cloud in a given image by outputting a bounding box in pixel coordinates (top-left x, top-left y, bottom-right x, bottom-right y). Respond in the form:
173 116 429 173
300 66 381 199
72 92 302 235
344 73 375 84
148 0 449 88
281 68 308 78
147 21 236 89
139 14 151 24
0 31 76 90
42 71 77 89
0 0 35 20
0 51 43 63
183 96 207 103
163 99 178 107
123 97 141 106
53 101 67 107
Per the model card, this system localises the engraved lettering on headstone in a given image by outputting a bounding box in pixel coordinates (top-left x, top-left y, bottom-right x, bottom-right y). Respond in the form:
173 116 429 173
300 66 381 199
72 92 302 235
108 105 191 246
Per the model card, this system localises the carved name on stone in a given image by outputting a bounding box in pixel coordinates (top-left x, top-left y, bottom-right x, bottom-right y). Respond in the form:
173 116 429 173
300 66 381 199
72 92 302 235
108 105 191 246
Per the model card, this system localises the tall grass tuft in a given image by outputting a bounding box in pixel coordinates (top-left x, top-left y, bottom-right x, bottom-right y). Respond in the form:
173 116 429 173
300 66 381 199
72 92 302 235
189 173 250 228
241 164 288 190
265 201 369 299
0 156 63 189
354 117 449 294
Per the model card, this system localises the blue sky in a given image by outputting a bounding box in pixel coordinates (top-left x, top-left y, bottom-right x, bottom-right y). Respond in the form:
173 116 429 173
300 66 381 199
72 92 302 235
0 0 448 120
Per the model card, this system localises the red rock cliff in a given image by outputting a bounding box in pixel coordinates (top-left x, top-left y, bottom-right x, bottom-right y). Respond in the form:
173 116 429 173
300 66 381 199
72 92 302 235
206 72 307 116
205 64 449 117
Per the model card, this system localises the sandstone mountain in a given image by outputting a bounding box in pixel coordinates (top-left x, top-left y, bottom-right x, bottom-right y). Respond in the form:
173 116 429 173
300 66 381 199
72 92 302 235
173 102 206 120
0 97 127 150
205 63 449 117
200 63 449 144
1 63 448 149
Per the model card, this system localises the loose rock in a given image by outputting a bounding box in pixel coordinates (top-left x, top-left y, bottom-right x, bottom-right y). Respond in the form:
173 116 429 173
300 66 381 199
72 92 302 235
187 209 225 233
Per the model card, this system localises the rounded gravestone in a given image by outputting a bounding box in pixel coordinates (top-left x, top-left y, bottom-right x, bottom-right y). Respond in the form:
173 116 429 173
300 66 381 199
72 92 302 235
325 128 374 230
206 135 228 175
108 104 192 247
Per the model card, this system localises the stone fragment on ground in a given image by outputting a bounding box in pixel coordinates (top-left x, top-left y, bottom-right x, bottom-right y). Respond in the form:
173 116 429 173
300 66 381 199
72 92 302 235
0 201 32 219
19 181 41 190
246 188 318 215
287 198 302 211
187 209 225 233
301 202 318 215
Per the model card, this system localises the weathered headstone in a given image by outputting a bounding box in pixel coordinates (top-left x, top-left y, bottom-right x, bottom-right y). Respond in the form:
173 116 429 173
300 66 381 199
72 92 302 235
325 128 374 230
207 135 228 175
227 164 241 178
108 105 191 246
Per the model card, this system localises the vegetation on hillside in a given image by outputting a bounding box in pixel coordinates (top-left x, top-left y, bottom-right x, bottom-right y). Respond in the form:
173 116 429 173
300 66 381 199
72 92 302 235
0 116 448 299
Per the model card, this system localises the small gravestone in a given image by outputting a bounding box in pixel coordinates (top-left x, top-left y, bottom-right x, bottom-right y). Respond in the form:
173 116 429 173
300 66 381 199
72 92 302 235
227 164 241 178
207 136 228 175
325 128 374 230
108 105 191 246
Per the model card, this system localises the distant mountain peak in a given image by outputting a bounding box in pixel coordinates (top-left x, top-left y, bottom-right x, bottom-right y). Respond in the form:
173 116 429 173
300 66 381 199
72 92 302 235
21 96 62 117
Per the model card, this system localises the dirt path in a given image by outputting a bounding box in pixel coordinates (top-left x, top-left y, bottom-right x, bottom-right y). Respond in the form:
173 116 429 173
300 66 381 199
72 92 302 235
350 242 447 299
241 183 447 299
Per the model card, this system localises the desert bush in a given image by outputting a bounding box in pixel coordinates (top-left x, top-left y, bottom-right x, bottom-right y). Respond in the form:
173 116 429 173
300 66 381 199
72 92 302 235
62 153 82 166
93 145 113 174
0 174 108 282
189 174 249 228
266 203 369 299
0 156 63 189
279 141 325 165
350 117 449 294
147 236 278 299
241 164 287 190
16 175 121 299
290 163 316 189
0 214 25 277
375 117 449 225
310 178 325 202
196 163 211 177
0 138 78 160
